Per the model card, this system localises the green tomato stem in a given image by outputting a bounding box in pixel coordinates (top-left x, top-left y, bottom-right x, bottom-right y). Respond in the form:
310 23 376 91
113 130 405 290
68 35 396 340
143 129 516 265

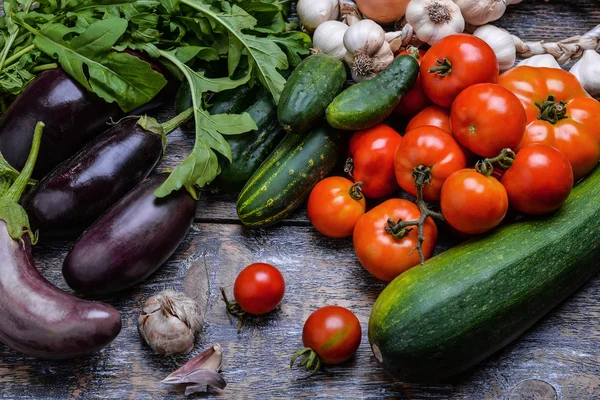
220 287 245 334
429 58 452 77
476 148 516 176
537 95 568 124
349 182 364 201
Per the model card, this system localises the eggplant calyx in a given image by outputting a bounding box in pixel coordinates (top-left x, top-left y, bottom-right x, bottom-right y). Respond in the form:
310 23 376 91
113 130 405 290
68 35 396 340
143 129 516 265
137 115 167 151
0 121 44 244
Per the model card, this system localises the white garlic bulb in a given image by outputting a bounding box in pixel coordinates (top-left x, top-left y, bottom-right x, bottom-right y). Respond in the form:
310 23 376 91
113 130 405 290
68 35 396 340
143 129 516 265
350 41 394 82
570 50 600 97
344 19 394 82
313 21 349 60
297 0 340 31
453 0 507 26
473 24 516 71
406 0 465 45
518 54 561 69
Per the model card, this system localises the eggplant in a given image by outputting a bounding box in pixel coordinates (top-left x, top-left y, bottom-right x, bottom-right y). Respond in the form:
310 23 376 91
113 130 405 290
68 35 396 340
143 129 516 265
63 173 197 296
21 111 191 238
0 56 174 179
0 122 122 359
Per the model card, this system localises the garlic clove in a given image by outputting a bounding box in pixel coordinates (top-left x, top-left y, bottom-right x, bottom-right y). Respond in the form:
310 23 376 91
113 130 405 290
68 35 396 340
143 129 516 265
162 344 227 395
473 24 516 71
405 0 465 46
313 20 349 60
297 0 340 31
517 54 562 69
343 19 386 55
454 0 507 26
570 50 600 97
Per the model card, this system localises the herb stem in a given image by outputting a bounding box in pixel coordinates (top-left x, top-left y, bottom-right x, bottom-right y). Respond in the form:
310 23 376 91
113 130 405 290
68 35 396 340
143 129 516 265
31 63 58 72
2 44 35 68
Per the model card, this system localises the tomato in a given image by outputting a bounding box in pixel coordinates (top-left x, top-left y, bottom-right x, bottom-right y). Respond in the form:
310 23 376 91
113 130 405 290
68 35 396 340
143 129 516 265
501 144 573 215
499 66 600 180
307 177 367 238
233 263 285 315
405 105 451 133
353 199 437 281
421 34 499 108
394 126 466 201
301 306 362 365
393 48 432 118
347 124 402 198
440 169 508 235
450 83 527 158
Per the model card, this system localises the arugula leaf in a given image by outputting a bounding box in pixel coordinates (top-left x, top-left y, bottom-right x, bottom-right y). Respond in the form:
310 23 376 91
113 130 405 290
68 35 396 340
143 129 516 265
17 16 167 112
268 31 311 67
156 48 257 198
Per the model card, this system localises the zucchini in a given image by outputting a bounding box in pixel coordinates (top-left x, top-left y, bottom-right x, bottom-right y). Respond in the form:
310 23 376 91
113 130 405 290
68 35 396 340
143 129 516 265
213 95 286 192
326 55 419 130
278 54 347 134
368 166 600 382
237 124 341 227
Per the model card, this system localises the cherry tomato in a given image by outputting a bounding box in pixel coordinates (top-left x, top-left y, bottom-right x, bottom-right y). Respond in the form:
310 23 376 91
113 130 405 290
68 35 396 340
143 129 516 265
421 34 499 108
308 177 367 238
393 48 432 118
347 124 403 198
405 105 452 134
501 144 573 215
451 83 527 158
233 263 285 315
440 169 508 235
394 126 467 201
353 199 438 281
302 306 362 365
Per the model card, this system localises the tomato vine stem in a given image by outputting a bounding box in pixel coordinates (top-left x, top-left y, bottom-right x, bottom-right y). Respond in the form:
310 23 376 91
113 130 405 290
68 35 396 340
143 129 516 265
291 347 322 377
220 287 245 333
476 148 516 176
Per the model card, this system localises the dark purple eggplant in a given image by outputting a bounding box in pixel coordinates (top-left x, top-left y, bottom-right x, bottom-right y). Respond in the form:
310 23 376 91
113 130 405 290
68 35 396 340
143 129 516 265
63 173 197 296
0 122 122 359
21 110 191 238
0 56 174 179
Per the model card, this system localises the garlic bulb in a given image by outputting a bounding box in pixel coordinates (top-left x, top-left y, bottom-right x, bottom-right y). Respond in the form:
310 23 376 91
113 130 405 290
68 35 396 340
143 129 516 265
340 0 362 25
570 50 600 97
138 290 203 357
454 0 506 26
344 19 394 81
297 0 340 31
313 21 349 60
473 24 516 71
405 0 465 45
518 54 561 69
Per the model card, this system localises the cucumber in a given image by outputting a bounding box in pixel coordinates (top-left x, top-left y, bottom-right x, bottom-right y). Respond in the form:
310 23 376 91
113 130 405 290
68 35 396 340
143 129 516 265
368 166 600 382
326 55 419 130
278 54 347 134
213 95 286 192
237 124 341 227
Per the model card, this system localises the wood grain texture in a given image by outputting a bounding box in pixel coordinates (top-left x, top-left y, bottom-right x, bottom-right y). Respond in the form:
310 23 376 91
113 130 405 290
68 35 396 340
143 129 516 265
2 1 600 399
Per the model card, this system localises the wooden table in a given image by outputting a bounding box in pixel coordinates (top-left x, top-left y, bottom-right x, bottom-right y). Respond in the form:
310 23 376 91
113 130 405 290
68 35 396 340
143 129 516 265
1 2 600 398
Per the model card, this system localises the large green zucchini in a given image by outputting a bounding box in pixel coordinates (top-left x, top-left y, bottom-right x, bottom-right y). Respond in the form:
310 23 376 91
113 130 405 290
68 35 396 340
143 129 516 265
369 166 600 382
236 124 341 227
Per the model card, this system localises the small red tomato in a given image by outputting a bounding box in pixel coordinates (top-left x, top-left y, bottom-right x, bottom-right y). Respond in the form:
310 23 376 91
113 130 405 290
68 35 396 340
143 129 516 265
353 199 438 281
405 105 452 134
347 124 403 198
440 169 508 235
302 306 362 365
421 34 499 108
233 263 285 315
393 48 432 118
501 144 574 215
451 83 527 158
308 177 367 238
394 126 467 201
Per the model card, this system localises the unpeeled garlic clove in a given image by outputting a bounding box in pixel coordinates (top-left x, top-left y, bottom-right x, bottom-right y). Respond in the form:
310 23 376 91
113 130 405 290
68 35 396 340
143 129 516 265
162 344 227 395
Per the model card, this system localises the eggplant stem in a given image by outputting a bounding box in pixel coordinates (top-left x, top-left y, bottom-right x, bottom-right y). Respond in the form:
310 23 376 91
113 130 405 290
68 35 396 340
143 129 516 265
161 107 194 135
220 287 246 333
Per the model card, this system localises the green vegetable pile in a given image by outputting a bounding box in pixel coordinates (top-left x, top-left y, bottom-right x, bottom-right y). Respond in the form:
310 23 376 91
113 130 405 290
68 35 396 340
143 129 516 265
0 0 310 197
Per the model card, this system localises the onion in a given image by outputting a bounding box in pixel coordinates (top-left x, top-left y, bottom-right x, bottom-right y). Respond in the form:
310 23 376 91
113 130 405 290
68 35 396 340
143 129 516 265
355 0 410 24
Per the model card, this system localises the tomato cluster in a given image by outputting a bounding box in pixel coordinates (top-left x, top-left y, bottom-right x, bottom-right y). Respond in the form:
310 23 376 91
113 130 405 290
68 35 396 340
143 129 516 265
308 34 600 283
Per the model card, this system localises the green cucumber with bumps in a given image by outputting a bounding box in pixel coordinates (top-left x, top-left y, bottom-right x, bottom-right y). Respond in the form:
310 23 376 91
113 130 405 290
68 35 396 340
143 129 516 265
236 124 341 227
277 54 347 134
326 55 419 130
368 166 600 382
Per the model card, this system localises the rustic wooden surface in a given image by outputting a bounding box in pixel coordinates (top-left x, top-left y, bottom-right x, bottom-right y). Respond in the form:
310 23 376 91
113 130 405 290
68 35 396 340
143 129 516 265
2 1 600 399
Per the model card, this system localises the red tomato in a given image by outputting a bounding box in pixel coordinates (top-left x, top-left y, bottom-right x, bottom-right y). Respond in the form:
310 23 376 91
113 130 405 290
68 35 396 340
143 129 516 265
440 169 508 235
307 177 367 238
233 263 285 315
501 144 573 215
499 66 600 180
405 105 452 133
347 124 403 198
393 48 432 118
421 34 499 108
394 126 467 201
302 306 362 365
450 83 527 158
353 199 438 281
